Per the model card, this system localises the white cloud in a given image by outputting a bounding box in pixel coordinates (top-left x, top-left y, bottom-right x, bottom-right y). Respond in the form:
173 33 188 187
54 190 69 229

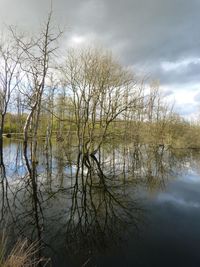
69 35 86 45
161 58 200 72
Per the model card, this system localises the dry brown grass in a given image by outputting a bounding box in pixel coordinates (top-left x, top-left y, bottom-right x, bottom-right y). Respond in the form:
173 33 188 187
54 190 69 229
0 233 49 267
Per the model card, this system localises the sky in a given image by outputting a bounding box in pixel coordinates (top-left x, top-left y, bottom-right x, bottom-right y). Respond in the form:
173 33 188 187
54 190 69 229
0 0 200 120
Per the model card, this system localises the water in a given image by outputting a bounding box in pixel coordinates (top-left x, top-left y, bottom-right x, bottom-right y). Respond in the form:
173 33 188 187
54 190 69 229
1 139 200 266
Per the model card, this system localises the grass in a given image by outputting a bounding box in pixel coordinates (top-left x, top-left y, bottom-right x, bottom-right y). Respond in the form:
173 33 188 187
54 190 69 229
0 232 49 267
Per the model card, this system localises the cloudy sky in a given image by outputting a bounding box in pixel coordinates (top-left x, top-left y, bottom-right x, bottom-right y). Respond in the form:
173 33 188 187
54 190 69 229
0 0 200 119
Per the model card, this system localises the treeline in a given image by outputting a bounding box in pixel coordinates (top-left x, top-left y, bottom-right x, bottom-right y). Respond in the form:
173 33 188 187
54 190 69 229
0 11 200 156
3 110 200 149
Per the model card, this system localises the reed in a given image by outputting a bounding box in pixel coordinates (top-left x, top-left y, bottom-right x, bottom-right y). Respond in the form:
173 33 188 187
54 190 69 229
0 233 49 267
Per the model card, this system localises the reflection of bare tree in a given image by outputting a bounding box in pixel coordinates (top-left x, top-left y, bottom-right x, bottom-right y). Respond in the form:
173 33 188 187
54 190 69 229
0 141 48 266
0 139 195 266
125 144 178 191
61 142 186 267
0 144 16 225
0 159 8 221
64 150 143 264
23 149 44 241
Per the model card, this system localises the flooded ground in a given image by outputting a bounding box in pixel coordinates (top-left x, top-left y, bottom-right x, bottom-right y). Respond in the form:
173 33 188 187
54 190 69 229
1 139 200 266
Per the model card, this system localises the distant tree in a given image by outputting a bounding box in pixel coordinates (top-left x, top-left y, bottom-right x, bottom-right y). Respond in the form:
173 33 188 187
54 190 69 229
145 81 174 146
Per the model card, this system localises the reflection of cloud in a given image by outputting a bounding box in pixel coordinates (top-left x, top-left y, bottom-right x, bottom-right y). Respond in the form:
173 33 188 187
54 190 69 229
157 193 200 208
178 173 200 183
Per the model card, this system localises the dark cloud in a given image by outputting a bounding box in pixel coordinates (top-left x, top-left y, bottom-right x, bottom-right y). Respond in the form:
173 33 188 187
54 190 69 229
149 60 200 85
0 0 200 87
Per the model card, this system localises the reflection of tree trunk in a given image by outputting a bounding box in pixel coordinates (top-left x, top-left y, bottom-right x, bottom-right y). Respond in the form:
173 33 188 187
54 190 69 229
23 146 42 242
0 114 5 165
90 153 106 186
66 148 141 259
0 154 12 224
45 140 53 191
0 115 6 219
0 160 6 221
0 138 3 166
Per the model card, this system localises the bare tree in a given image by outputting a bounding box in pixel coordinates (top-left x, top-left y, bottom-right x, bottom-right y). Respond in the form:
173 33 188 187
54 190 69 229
0 36 22 163
11 11 62 161
60 47 142 156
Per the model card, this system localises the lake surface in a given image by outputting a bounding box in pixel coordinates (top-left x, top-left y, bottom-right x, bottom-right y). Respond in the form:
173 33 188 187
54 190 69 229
1 139 200 266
